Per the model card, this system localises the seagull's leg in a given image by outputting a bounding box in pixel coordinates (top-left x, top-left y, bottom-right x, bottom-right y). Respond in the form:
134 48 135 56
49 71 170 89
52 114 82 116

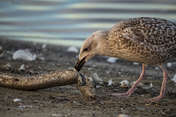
147 65 167 102
112 64 145 97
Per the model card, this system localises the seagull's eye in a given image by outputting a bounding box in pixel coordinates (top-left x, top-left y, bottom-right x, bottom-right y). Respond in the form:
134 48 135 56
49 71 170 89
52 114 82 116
83 48 89 52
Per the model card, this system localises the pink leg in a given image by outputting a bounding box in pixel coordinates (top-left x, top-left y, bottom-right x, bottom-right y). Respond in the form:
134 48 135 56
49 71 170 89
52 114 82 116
147 65 167 102
112 64 145 97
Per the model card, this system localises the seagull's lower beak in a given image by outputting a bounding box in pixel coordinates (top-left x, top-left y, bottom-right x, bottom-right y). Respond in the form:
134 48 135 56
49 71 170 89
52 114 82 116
75 57 86 72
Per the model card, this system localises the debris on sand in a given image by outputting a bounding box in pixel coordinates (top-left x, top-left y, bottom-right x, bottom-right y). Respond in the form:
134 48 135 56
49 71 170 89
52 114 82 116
142 83 153 90
117 114 131 117
167 62 172 68
171 74 176 83
133 62 139 65
13 98 22 102
42 44 47 49
108 79 113 86
155 67 159 70
18 105 33 110
92 73 103 84
150 83 153 88
120 80 129 88
95 85 102 89
67 46 78 53
12 49 37 61
51 113 63 117
107 57 118 63
19 64 25 71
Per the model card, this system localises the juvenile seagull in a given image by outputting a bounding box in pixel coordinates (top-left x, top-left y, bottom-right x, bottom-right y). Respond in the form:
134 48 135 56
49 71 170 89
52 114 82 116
75 17 176 102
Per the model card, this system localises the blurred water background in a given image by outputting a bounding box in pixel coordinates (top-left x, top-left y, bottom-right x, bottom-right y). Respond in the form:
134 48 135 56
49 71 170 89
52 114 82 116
0 0 176 47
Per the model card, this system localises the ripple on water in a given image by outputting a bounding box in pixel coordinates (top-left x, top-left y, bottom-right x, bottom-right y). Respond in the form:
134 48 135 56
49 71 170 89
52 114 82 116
0 0 176 46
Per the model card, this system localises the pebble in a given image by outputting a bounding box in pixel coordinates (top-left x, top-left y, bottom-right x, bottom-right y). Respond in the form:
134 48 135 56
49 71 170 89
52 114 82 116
19 64 25 71
67 46 78 53
42 44 47 49
142 83 153 90
155 67 159 70
149 83 153 88
120 80 129 88
13 98 22 102
18 105 33 109
95 85 102 89
13 49 37 61
167 62 172 68
92 73 103 84
108 79 113 86
133 62 139 65
107 57 118 63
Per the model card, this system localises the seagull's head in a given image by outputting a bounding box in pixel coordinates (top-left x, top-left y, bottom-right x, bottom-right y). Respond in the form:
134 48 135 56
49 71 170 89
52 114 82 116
75 30 108 71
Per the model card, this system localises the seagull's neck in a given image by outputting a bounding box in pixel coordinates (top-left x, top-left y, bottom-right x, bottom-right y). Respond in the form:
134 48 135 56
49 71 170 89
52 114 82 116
98 39 112 57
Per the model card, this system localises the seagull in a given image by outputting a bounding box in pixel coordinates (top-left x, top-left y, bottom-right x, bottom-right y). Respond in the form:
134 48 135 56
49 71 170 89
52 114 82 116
75 17 176 102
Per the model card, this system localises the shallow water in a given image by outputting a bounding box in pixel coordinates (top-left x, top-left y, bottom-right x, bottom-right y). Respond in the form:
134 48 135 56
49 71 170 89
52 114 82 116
0 0 176 46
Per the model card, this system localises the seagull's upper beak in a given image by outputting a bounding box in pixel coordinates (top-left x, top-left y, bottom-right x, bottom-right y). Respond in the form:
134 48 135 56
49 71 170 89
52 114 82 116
74 57 86 72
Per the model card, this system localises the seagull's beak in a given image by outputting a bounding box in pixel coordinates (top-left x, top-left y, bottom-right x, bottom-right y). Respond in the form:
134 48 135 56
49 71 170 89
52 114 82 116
74 57 86 72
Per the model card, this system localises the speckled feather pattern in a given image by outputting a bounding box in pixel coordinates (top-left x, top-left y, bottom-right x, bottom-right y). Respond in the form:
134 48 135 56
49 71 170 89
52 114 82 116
107 17 176 65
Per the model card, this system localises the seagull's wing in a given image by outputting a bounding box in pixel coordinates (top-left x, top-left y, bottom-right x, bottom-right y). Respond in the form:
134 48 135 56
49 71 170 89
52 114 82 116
108 17 176 62
108 17 176 51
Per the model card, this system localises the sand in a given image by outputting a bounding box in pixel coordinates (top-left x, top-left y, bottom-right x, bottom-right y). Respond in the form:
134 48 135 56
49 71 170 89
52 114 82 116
0 39 176 117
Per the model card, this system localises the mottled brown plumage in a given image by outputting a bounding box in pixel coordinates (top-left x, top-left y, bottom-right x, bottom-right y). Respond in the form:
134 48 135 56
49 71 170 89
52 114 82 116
107 17 176 65
75 17 176 102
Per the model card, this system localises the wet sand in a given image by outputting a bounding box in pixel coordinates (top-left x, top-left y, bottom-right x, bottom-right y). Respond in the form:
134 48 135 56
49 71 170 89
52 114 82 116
0 39 176 117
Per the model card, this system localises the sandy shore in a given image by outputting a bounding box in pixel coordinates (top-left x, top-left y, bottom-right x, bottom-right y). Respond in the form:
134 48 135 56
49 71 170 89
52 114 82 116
0 39 176 117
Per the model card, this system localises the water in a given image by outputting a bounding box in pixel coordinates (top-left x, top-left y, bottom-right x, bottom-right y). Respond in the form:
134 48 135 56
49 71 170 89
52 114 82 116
0 0 176 46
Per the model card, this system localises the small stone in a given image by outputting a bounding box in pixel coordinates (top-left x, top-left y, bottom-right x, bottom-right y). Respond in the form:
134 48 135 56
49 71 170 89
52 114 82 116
19 64 25 71
13 98 22 102
120 80 129 88
92 73 103 84
18 105 32 109
95 85 102 89
67 46 78 53
167 62 172 67
155 67 159 70
133 62 139 65
107 57 118 63
42 44 47 49
142 83 153 90
108 79 113 86
149 83 153 88
13 49 37 61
